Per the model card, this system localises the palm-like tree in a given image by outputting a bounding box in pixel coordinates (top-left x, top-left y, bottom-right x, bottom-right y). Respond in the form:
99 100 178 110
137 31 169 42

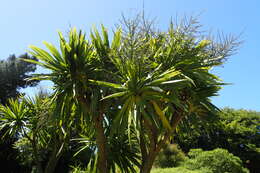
0 96 52 173
90 17 233 173
0 98 29 139
91 35 189 172
0 93 82 173
26 27 121 173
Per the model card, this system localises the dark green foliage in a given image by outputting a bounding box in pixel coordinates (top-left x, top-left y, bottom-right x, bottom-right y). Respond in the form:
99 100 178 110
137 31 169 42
0 53 38 104
154 144 187 168
175 108 260 173
0 132 28 172
0 94 69 173
183 148 249 173
219 108 260 173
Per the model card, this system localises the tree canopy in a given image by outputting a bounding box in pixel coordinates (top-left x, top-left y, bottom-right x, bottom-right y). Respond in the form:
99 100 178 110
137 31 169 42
0 53 38 104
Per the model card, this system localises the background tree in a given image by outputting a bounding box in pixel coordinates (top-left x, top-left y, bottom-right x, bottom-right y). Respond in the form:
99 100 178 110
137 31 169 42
0 53 38 104
26 27 120 173
175 108 260 173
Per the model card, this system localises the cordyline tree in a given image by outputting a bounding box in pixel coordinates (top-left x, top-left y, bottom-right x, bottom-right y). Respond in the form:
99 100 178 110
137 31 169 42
25 15 239 173
0 94 72 173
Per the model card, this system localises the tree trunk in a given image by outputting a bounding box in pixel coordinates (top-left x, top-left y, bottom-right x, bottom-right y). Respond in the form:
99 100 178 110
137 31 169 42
44 151 59 173
44 140 63 173
140 150 158 173
140 116 160 173
139 112 184 173
93 114 109 173
140 117 148 163
77 94 109 173
35 159 43 173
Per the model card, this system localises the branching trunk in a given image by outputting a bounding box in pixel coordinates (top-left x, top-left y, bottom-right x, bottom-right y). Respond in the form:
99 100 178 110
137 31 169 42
140 132 170 173
141 149 159 173
140 117 159 173
139 112 184 173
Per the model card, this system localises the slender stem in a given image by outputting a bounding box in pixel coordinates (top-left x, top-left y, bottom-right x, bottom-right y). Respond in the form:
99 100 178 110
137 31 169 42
22 128 43 173
93 113 108 173
44 134 65 173
32 135 43 173
140 116 147 164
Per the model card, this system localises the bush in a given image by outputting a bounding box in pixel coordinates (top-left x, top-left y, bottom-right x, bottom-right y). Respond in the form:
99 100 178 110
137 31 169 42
183 148 249 173
154 144 187 168
151 167 212 173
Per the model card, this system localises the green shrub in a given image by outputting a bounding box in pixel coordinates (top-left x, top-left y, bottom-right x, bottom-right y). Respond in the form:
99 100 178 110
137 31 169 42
69 165 131 173
184 148 249 173
151 167 212 173
154 144 187 168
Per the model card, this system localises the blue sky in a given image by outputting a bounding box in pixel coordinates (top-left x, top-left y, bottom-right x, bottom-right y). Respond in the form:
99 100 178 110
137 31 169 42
0 0 259 110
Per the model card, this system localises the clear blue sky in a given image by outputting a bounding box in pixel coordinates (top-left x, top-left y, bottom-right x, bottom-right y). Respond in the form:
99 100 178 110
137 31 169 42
0 0 259 111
